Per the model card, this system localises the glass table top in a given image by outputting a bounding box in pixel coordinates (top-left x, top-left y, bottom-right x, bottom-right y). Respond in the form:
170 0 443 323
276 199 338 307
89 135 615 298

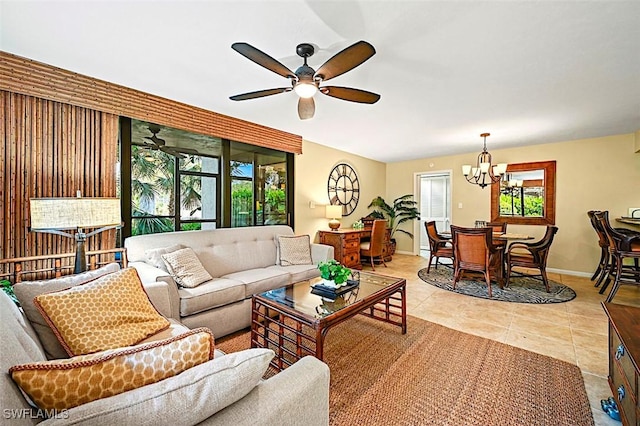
258 272 403 319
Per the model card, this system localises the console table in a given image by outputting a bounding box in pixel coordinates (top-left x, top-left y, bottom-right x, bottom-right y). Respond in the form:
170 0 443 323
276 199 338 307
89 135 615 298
602 302 640 426
318 228 392 270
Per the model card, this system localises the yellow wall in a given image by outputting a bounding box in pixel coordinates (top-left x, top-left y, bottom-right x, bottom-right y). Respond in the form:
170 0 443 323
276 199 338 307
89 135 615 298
635 129 640 153
294 140 386 242
385 133 640 275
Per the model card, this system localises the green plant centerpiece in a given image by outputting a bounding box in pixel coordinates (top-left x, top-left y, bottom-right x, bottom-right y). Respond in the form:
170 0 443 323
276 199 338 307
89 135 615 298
367 194 420 241
317 260 351 288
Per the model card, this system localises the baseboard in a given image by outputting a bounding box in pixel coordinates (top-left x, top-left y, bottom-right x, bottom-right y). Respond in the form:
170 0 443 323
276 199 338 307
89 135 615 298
546 267 591 278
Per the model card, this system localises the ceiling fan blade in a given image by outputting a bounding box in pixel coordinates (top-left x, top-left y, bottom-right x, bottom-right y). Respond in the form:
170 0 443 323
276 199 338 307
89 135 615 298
160 146 187 159
230 87 292 101
320 86 380 104
180 148 200 155
314 41 376 82
298 97 315 120
231 42 296 79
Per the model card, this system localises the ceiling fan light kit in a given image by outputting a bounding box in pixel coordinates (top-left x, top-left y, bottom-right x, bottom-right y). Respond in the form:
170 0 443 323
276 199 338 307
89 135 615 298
462 133 508 189
230 40 380 120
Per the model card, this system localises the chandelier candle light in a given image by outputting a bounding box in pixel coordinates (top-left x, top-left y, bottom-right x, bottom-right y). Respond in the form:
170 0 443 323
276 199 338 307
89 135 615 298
462 133 508 188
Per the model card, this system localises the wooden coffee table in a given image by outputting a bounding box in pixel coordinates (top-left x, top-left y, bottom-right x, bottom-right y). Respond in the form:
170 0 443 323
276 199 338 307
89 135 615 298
251 272 406 371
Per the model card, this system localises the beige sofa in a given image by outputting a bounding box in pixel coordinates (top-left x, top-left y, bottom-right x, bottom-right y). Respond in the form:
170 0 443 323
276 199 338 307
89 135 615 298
125 225 334 338
1 272 330 426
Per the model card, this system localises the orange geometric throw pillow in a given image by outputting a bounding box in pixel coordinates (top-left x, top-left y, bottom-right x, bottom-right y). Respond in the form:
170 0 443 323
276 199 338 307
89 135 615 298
10 328 214 411
34 267 170 356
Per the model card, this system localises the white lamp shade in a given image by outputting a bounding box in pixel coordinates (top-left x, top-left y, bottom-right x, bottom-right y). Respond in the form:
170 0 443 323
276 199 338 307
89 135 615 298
495 163 508 175
30 198 121 230
461 165 471 176
325 205 343 219
479 162 490 173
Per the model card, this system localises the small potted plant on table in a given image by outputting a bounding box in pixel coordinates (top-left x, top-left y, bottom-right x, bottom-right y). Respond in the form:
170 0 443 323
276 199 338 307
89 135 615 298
317 260 351 288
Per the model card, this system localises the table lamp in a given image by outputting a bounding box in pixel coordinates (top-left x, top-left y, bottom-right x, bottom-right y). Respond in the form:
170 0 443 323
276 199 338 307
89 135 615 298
29 197 122 274
325 205 343 230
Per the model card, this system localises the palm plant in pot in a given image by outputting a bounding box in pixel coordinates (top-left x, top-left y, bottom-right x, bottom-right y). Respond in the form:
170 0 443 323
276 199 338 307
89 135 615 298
367 194 420 254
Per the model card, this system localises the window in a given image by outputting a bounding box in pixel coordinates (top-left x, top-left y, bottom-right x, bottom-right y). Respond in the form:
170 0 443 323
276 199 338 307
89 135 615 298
120 118 293 238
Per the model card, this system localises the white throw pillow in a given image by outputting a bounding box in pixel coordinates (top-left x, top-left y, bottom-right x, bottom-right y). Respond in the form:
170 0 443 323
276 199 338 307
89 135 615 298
144 244 184 271
278 235 313 266
13 263 121 360
43 349 274 426
162 247 212 288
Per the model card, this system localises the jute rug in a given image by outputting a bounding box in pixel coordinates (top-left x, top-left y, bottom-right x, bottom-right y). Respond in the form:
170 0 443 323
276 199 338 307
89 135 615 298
418 267 577 304
217 315 593 425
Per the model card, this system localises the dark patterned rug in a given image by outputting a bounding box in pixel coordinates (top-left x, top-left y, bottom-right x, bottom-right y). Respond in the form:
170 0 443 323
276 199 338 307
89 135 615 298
417 267 577 304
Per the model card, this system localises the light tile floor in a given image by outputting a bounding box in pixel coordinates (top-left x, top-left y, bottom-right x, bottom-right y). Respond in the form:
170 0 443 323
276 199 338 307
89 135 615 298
378 253 640 426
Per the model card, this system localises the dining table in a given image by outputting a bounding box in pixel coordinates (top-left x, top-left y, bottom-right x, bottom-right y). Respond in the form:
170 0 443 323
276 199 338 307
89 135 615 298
440 229 535 285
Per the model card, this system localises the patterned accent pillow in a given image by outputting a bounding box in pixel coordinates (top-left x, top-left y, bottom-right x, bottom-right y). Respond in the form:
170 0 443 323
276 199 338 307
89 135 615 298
34 267 170 356
10 328 214 411
162 247 213 288
278 235 313 266
13 263 121 360
144 244 184 271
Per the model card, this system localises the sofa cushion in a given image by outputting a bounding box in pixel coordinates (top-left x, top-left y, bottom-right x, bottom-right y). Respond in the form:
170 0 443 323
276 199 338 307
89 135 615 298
178 278 245 316
224 268 291 298
34 268 170 356
277 235 313 266
267 264 320 284
13 263 121 360
41 348 274 426
0 290 46 419
10 328 214 411
145 243 184 271
162 247 213 288
138 318 191 344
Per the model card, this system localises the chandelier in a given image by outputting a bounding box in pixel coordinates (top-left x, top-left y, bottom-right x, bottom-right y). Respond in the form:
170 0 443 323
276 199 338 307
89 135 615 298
461 133 507 188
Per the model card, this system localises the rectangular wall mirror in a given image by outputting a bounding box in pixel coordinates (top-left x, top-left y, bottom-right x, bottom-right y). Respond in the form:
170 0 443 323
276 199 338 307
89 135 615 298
490 160 556 225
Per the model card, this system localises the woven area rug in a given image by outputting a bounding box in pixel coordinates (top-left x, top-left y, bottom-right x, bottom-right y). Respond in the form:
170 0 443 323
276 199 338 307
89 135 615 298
216 315 593 426
418 267 577 303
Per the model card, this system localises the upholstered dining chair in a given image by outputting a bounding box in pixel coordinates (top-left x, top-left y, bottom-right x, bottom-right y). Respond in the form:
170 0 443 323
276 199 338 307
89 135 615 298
425 221 453 273
360 219 387 271
505 226 558 292
594 211 640 302
450 225 504 298
486 222 507 233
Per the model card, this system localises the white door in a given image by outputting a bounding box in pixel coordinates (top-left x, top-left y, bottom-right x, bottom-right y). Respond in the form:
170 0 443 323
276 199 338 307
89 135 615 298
418 172 451 251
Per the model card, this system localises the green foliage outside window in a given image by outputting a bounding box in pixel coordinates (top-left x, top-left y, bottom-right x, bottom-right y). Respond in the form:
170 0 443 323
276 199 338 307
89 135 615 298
499 193 544 217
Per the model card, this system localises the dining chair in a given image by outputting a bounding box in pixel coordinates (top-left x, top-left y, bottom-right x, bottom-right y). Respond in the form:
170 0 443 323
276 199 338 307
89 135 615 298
587 210 610 287
424 221 453 273
486 222 507 233
594 211 640 302
360 219 387 271
450 225 504 298
505 226 558 292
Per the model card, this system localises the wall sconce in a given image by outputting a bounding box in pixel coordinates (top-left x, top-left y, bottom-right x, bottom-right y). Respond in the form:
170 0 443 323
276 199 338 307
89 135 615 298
325 205 343 231
29 197 122 273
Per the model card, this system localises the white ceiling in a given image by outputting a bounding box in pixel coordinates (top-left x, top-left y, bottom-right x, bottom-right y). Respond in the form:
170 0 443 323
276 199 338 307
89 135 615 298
1 1 639 163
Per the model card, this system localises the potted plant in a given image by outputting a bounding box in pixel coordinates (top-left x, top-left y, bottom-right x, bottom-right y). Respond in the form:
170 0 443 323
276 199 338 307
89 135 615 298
367 194 421 254
317 260 351 288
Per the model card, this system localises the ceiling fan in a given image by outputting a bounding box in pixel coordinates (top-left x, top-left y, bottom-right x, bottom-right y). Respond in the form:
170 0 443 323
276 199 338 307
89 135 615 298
142 125 199 158
229 41 380 120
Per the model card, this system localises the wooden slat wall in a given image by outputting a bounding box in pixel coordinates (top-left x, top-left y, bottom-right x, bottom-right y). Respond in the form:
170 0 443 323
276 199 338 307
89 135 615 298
0 91 118 264
0 50 303 154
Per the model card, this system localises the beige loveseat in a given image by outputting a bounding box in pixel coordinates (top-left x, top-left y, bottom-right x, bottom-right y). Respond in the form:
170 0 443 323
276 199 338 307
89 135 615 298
1 268 330 426
125 225 334 338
